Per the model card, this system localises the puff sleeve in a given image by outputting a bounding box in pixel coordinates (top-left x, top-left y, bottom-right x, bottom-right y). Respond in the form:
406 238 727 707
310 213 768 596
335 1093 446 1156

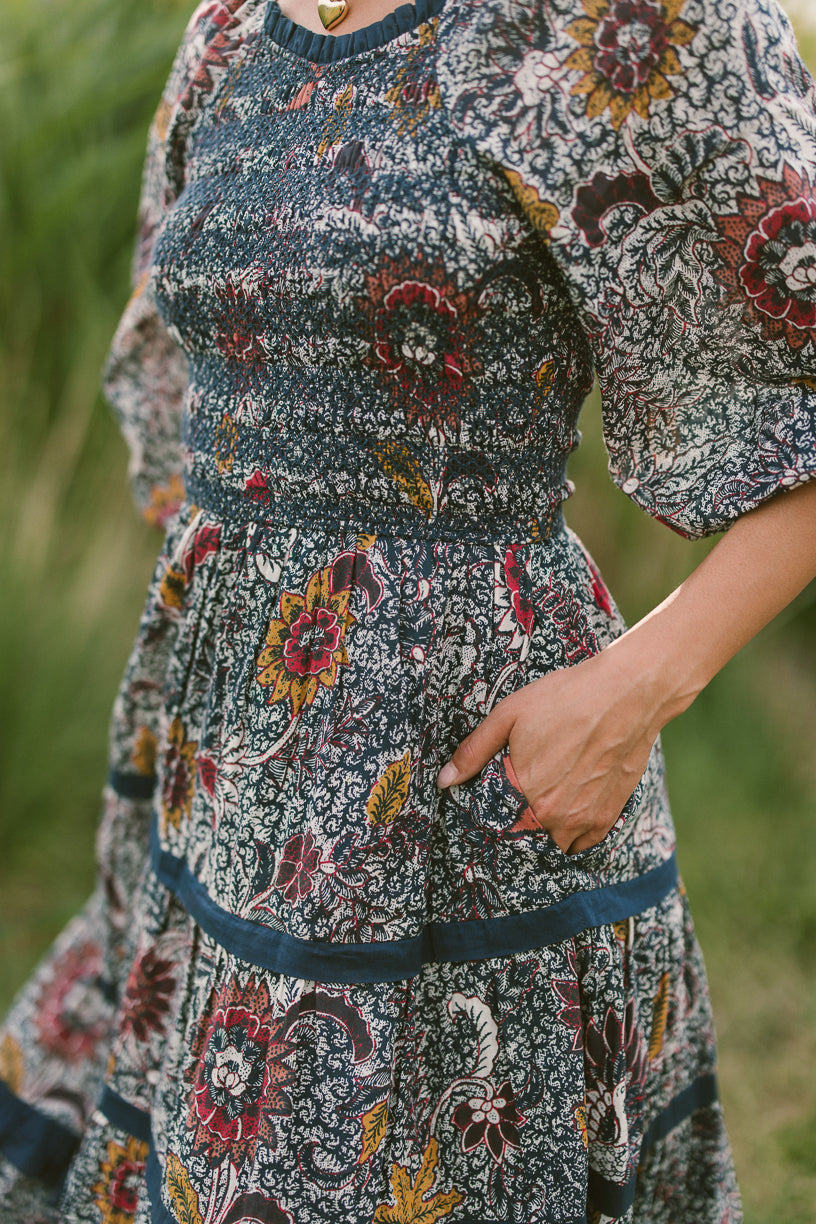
102 1 239 528
438 0 816 538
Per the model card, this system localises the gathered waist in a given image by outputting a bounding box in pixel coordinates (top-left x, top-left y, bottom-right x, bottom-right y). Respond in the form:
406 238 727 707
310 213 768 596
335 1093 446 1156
185 470 569 543
182 418 574 543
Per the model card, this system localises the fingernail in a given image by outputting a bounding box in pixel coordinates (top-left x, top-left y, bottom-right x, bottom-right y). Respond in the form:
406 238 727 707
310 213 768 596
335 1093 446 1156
437 762 459 788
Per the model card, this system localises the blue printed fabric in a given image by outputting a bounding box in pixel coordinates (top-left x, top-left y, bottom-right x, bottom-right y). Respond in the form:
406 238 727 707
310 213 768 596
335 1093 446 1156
2 0 815 1220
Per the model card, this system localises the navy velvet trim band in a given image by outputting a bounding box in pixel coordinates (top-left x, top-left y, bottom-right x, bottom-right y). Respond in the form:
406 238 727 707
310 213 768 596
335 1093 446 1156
108 768 156 801
150 821 678 982
425 853 678 964
146 1143 174 1224
587 1071 722 1217
642 1070 720 1150
0 1080 79 1188
588 1165 637 1218
97 1086 152 1145
151 823 422 983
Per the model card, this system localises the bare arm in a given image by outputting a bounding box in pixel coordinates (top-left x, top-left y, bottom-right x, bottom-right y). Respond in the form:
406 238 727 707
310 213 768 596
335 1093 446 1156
437 478 816 852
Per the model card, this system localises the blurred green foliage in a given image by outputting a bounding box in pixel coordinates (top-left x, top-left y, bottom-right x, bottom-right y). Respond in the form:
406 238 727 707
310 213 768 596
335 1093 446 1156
0 2 814 1220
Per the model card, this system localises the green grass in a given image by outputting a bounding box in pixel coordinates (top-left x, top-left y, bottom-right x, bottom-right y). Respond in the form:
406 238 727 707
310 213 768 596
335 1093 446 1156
0 3 814 1222
0 0 192 994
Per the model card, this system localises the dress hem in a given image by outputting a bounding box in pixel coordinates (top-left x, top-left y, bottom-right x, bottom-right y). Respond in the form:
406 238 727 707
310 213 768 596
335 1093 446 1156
0 1074 720 1224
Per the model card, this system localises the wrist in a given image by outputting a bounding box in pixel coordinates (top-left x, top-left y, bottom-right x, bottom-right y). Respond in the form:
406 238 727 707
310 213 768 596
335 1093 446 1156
601 600 711 729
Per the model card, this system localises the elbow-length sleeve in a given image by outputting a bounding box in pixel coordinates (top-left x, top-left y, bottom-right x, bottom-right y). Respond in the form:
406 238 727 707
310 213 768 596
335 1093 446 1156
438 0 816 538
102 1 238 528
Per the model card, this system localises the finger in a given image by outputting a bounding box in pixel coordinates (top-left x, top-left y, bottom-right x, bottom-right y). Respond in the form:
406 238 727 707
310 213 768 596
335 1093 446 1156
548 826 573 853
437 703 514 788
567 828 605 854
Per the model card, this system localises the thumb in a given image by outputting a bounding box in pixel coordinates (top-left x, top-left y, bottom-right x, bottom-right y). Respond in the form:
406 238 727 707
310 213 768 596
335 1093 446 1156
437 704 514 788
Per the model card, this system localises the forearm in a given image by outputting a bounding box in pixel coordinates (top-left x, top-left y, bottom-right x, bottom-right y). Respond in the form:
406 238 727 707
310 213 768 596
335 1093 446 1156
606 478 816 730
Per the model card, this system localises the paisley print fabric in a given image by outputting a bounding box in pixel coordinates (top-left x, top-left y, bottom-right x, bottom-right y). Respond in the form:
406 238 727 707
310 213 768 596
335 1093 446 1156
2 0 815 1220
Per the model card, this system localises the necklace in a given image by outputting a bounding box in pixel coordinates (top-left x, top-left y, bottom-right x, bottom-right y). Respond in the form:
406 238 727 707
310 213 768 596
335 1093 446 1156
317 0 349 29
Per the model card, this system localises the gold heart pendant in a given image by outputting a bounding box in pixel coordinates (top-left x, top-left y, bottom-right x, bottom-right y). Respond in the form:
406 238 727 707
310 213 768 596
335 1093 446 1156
317 0 349 30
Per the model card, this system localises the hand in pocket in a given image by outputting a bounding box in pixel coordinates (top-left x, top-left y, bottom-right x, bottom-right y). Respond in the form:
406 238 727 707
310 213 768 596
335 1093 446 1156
437 642 674 854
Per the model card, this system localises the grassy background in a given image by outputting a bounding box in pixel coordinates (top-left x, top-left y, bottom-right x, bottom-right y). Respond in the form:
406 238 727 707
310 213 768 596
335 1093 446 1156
0 1 814 1219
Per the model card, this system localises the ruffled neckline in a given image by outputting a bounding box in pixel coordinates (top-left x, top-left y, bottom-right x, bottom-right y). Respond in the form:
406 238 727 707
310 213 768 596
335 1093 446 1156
263 0 448 63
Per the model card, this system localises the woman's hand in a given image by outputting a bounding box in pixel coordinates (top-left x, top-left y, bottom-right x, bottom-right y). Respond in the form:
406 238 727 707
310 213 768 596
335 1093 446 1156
436 636 682 854
437 480 816 853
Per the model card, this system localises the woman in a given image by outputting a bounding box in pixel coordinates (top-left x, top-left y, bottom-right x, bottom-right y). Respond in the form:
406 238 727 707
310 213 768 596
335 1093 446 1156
1 0 815 1220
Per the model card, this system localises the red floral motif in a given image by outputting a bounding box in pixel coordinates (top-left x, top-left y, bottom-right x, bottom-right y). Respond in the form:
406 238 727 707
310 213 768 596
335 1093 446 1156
713 166 816 351
160 717 198 832
34 941 108 1062
176 0 249 117
274 831 321 903
384 32 442 136
452 1079 526 1162
566 0 695 129
552 977 583 1052
573 170 662 247
256 560 356 715
143 474 186 530
375 281 458 381
584 553 614 616
197 753 218 797
355 253 482 438
185 975 297 1163
245 469 271 503
213 277 269 366
120 948 177 1044
91 1135 148 1224
504 546 534 636
181 522 222 580
285 607 342 676
742 196 816 326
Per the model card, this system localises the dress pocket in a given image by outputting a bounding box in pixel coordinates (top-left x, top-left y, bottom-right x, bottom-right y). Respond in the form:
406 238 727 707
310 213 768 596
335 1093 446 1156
448 747 645 873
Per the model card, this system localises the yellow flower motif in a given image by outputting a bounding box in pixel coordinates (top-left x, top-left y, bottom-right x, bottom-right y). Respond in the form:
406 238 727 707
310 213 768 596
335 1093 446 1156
161 717 198 831
214 413 239 474
143 474 186 529
566 0 696 130
91 1135 148 1224
131 726 158 777
159 563 187 610
504 170 559 238
0 1033 24 1093
256 562 356 715
318 82 355 158
373 1138 463 1223
153 96 173 143
574 1100 589 1149
385 24 442 137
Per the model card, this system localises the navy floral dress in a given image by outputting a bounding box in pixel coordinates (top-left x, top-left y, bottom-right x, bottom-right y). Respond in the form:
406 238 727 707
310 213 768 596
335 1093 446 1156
2 0 816 1221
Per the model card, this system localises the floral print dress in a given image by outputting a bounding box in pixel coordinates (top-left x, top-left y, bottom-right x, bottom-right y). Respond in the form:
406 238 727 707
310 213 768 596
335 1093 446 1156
2 0 816 1221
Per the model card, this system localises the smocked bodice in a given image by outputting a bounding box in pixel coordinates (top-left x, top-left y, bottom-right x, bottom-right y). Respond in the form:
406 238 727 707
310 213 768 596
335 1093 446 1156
150 0 593 540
